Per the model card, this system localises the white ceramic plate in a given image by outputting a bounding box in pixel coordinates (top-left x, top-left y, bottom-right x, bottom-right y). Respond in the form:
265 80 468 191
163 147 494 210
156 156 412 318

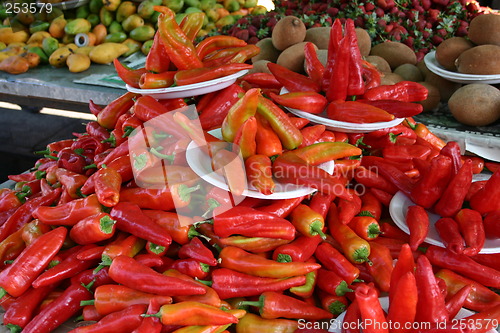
126 70 248 99
281 88 404 133
389 174 500 254
185 141 335 200
329 296 497 333
424 51 500 84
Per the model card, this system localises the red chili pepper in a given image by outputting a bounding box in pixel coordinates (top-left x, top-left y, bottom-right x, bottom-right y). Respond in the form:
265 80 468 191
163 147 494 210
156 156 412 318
108 255 206 296
471 252 500 271
119 184 198 211
113 59 149 88
354 166 399 195
139 70 177 89
289 259 318 299
325 33 350 102
93 167 122 207
0 225 26 268
304 42 325 87
359 191 382 221
81 284 172 316
308 192 336 219
156 7 203 70
21 283 92 333
145 32 170 73
454 208 485 257
298 124 326 149
435 269 500 312
198 84 244 131
218 245 320 278
195 35 247 60
241 291 333 320
292 142 362 166
272 234 321 264
485 161 500 173
97 92 137 130
70 267 113 291
269 91 328 115
483 211 500 238
288 116 310 130
197 267 305 300
410 155 453 208
350 216 381 241
322 19 343 90
0 226 66 298
383 144 432 163
88 99 102 117
346 19 365 96
169 258 210 280
363 81 428 102
245 154 275 195
132 299 165 333
212 205 295 240
337 189 362 225
220 87 259 143
359 99 423 118
290 204 327 239
366 241 393 292
267 62 321 93
342 300 362 333
314 241 360 284
178 237 217 266
470 168 500 215
433 159 473 217
355 283 389 333
406 204 429 251
218 235 290 253
32 194 102 226
110 202 172 248
327 203 371 264
0 190 22 213
71 303 148 333
32 244 99 288
435 217 465 255
174 63 252 86
233 116 257 159
446 284 472 319
387 271 418 333
142 210 197 245
327 100 395 123
426 245 500 289
257 196 304 219
242 72 283 90
55 167 89 198
388 243 415 303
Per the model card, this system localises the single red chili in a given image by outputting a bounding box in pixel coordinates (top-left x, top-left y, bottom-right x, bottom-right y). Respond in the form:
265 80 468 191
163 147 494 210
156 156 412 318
32 194 102 226
211 205 296 240
346 19 365 96
142 210 197 245
178 237 217 266
113 59 149 88
363 81 428 102
97 92 137 130
406 204 429 252
483 211 500 238
435 217 465 254
454 208 485 257
366 241 393 293
389 243 415 304
169 258 211 280
316 268 354 297
139 70 177 89
342 299 362 333
145 31 170 73
32 244 100 288
304 41 325 87
446 284 473 319
327 100 396 123
218 245 320 278
289 204 327 239
298 124 326 149
470 168 500 215
382 144 432 163
272 235 321 263
70 212 117 245
241 72 283 90
233 115 257 159
267 62 321 93
354 166 399 195
80 284 172 316
471 252 500 271
359 191 382 221
350 216 381 241
119 185 199 212
218 235 291 253
21 283 92 333
174 63 252 86
314 241 360 284
325 34 350 102
358 99 423 118
245 154 275 195
0 227 66 298
269 91 328 115
198 84 244 131
387 271 418 333
355 283 389 333
108 255 206 296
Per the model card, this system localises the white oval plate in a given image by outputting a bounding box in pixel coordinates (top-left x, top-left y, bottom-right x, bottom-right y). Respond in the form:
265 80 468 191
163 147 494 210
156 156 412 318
185 141 334 200
329 296 497 333
388 174 500 254
281 88 404 133
424 51 500 84
126 70 248 99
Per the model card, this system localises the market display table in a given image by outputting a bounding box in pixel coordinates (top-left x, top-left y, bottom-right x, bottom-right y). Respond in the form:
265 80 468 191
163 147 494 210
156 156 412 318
0 64 124 113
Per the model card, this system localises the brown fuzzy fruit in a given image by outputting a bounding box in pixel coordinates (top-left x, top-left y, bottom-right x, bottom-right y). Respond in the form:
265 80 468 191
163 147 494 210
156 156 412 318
468 13 500 46
456 44 500 75
448 83 500 126
271 16 306 51
435 37 474 71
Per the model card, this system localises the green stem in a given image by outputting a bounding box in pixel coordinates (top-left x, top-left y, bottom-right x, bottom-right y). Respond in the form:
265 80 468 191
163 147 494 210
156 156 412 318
328 301 346 316
6 324 22 333
80 300 95 306
100 216 116 234
0 287 7 300
149 146 176 163
276 253 292 263
195 279 213 287
178 184 201 202
310 220 327 240
353 247 370 264
238 300 263 308
358 211 375 218
335 281 354 296
83 164 97 170
367 224 381 239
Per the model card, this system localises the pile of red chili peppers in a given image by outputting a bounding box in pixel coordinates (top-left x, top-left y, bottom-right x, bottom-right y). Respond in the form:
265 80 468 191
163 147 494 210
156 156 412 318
0 16 499 333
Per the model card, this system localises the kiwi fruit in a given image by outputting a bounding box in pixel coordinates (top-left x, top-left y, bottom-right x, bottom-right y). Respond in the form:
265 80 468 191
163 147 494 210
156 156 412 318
416 81 441 112
277 41 310 73
380 72 404 85
304 27 330 49
448 83 500 126
271 15 306 51
252 38 280 63
468 13 500 46
456 45 500 75
365 55 391 73
435 36 474 71
416 59 432 80
425 71 462 102
393 63 424 82
249 59 272 74
355 28 371 57
370 41 417 70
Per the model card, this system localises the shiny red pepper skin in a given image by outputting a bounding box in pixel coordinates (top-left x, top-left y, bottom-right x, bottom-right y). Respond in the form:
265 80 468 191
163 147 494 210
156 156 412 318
257 196 305 219
435 217 465 255
32 194 102 226
325 33 350 102
304 42 325 87
108 255 206 296
363 81 428 102
21 283 92 333
198 84 244 131
97 92 137 130
406 204 429 251
314 242 360 284
113 59 149 88
415 255 449 324
470 168 500 215
72 304 148 333
327 100 395 123
145 31 171 73
178 237 217 266
410 155 452 209
426 245 500 289
454 208 485 257
387 271 418 333
483 211 500 238
358 99 423 118
267 62 321 93
110 202 172 248
272 235 322 263
355 284 389 333
269 91 328 115
366 241 393 293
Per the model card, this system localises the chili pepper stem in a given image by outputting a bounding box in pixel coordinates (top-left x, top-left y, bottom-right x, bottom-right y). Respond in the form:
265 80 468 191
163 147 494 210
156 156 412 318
82 278 96 291
6 323 21 333
194 279 212 287
0 287 7 299
336 281 354 296
238 300 262 308
329 301 346 315
354 248 371 264
368 224 381 238
149 147 176 163
80 300 95 306
93 255 113 274
277 254 292 263
311 221 327 240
